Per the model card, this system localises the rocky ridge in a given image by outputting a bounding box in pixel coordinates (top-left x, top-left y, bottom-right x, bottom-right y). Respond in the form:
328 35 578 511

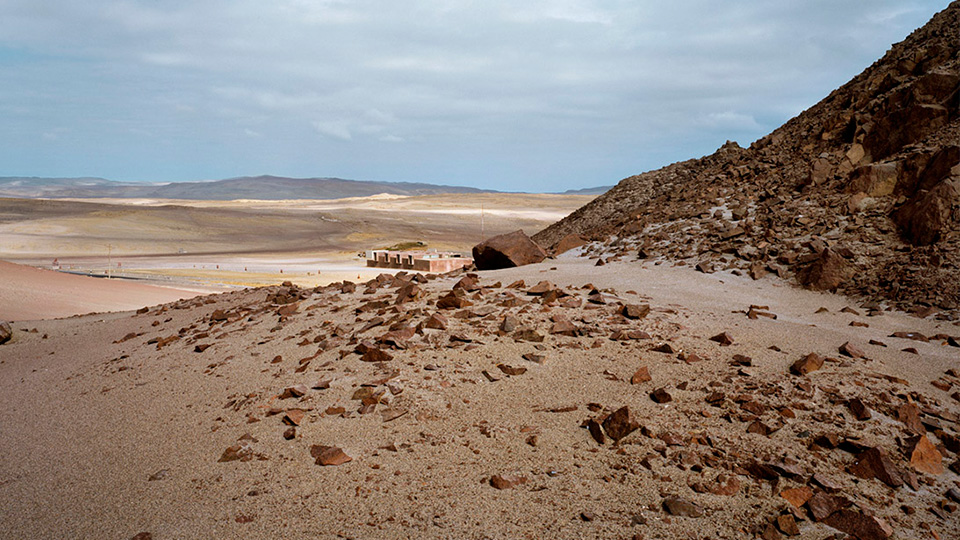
534 3 960 315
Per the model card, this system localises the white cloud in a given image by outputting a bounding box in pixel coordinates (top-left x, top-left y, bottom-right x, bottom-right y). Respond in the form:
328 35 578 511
312 120 352 141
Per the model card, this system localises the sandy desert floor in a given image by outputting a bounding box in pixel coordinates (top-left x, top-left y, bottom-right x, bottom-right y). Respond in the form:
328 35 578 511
1 252 957 539
0 193 592 294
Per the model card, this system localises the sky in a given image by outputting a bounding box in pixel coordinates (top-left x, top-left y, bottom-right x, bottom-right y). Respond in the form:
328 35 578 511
0 1 948 192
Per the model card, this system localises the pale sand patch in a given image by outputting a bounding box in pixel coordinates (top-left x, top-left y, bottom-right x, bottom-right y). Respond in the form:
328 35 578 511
0 260 206 321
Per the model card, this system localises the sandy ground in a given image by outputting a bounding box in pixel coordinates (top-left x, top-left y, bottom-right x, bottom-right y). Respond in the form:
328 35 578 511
0 193 591 293
0 253 957 539
0 260 208 321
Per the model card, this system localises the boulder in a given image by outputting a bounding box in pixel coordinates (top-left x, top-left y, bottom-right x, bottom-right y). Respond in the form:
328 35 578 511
472 230 548 270
797 248 853 291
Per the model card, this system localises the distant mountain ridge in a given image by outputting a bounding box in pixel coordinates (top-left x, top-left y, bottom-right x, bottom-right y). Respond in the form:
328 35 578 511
0 175 611 200
0 175 493 200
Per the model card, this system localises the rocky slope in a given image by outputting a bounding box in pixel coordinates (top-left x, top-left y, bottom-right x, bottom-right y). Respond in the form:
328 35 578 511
1 262 958 539
534 3 959 315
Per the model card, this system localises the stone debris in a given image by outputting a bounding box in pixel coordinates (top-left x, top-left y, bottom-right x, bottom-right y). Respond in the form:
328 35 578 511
311 445 352 466
489 474 528 490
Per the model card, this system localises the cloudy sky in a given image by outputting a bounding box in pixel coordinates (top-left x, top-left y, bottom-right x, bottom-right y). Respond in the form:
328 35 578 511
0 1 947 192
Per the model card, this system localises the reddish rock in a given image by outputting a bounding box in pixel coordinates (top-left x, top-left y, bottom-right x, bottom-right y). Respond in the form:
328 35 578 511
489 474 527 490
896 403 925 434
586 418 606 445
779 486 813 508
283 427 296 440
849 447 904 488
806 492 851 522
709 332 734 346
311 445 352 466
280 384 309 399
821 509 893 540
776 514 800 536
424 313 449 330
282 409 306 426
650 388 673 403
797 248 853 291
437 291 472 309
847 398 872 420
839 341 866 359
621 304 651 319
631 366 652 384
790 353 824 375
499 314 520 333
662 496 703 518
549 319 578 336
602 406 640 442
908 435 943 475
709 474 740 496
472 230 548 270
360 348 394 362
131 534 152 540
497 364 527 376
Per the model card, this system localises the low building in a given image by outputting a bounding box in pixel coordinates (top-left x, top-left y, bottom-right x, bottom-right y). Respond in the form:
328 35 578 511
366 249 473 273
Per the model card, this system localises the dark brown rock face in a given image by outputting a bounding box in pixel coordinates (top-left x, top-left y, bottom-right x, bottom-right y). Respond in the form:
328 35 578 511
798 249 852 291
894 176 959 246
472 230 548 270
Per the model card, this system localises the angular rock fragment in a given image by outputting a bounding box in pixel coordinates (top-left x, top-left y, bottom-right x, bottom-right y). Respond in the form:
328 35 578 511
849 447 903 488
907 435 943 475
790 353 824 375
821 510 893 540
311 445 352 466
601 406 640 442
662 496 703 518
847 398 872 421
621 304 651 319
650 388 672 403
497 364 527 376
838 342 866 359
630 366 652 384
709 332 734 346
489 474 527 490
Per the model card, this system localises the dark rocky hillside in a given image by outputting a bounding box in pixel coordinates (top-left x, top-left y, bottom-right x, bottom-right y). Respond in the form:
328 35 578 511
535 2 959 315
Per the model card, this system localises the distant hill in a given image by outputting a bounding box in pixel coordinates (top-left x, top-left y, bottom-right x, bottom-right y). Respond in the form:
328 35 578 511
0 175 493 200
560 185 613 196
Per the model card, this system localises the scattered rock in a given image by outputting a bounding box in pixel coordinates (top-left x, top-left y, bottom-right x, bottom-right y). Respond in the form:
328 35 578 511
489 474 528 490
821 509 893 540
838 342 866 359
0 321 13 345
709 332 734 346
849 447 903 488
621 304 651 319
662 496 703 518
907 435 943 475
630 366 652 384
601 406 640 442
650 388 673 403
311 445 352 466
790 353 824 375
